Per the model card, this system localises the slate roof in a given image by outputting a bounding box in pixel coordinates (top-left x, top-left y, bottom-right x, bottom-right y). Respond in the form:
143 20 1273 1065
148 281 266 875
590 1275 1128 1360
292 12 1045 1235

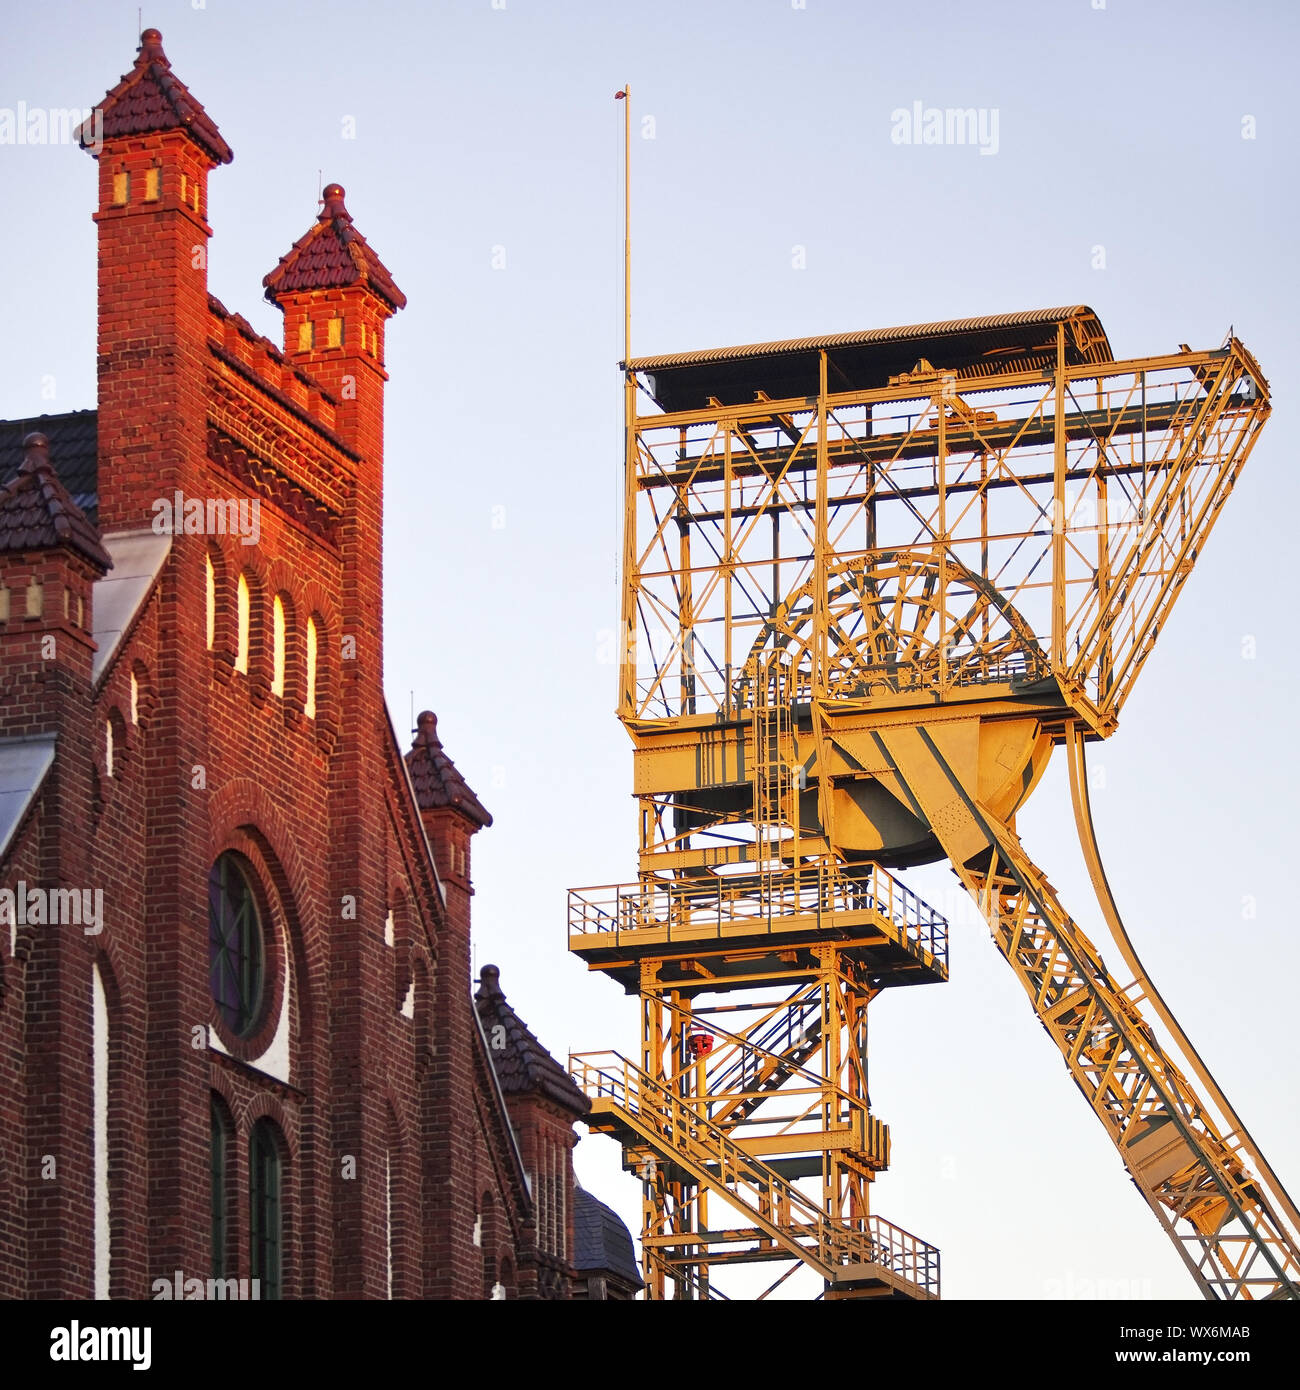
0 434 111 570
0 411 98 523
573 1185 643 1288
0 735 57 863
474 965 590 1116
79 29 232 165
405 711 492 828
263 184 407 312
92 531 172 686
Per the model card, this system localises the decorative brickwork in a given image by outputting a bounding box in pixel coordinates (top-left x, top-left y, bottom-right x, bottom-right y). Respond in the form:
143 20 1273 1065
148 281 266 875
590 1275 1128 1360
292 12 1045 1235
0 29 636 1302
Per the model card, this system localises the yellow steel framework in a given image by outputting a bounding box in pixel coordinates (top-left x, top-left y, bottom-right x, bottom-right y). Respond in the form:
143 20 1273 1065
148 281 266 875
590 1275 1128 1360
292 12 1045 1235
569 305 1299 1299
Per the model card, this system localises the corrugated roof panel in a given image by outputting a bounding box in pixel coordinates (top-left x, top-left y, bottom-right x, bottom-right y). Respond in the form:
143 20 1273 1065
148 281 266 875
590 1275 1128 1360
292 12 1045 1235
628 306 1113 412
628 306 1110 371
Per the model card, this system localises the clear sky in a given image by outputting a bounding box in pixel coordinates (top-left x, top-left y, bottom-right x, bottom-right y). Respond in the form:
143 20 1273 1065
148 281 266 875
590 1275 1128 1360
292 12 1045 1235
2 0 1297 1300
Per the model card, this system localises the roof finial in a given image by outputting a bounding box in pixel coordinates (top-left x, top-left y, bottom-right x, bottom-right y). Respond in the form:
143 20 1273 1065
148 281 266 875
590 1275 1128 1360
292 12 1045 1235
139 28 166 62
20 432 50 473
320 182 349 222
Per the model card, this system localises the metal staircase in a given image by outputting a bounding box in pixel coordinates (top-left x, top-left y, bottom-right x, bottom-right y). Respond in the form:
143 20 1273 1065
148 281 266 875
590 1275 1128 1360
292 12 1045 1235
877 721 1300 1299
570 1050 938 1298
703 992 824 1127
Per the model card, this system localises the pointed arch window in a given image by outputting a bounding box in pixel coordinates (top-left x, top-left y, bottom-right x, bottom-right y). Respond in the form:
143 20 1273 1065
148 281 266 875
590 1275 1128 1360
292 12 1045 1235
249 1119 283 1300
304 617 318 720
208 853 265 1038
235 575 250 674
385 1147 393 1300
210 1097 232 1278
92 963 111 1299
205 554 216 650
271 595 286 697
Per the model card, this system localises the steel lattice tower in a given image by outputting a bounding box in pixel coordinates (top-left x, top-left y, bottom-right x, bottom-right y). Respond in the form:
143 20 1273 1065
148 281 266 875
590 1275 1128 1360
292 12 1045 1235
568 307 1300 1300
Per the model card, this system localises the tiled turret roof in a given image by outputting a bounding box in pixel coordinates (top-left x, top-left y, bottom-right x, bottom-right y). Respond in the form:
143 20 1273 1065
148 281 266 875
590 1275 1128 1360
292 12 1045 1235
405 711 491 828
263 184 406 312
0 434 111 570
0 411 98 522
475 965 590 1117
79 29 232 164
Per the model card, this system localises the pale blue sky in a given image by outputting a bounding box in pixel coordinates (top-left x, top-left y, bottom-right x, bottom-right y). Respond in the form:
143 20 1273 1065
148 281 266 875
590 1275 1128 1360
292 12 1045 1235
2 0 1297 1299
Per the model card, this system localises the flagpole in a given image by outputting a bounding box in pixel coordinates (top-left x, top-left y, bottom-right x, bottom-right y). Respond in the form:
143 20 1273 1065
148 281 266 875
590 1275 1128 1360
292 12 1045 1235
617 84 635 715
622 83 631 367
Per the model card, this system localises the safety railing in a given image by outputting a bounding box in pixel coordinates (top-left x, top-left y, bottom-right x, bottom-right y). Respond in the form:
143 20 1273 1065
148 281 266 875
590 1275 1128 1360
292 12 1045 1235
859 1212 941 1296
570 1049 938 1296
569 860 948 968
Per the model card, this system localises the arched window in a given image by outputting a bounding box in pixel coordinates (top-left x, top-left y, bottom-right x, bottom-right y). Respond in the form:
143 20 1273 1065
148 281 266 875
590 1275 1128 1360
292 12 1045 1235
104 709 126 780
92 963 111 1300
249 1119 283 1300
205 554 216 650
208 853 265 1038
235 575 250 674
385 1147 393 1300
480 1191 497 1299
304 617 318 719
271 595 286 697
210 1096 233 1278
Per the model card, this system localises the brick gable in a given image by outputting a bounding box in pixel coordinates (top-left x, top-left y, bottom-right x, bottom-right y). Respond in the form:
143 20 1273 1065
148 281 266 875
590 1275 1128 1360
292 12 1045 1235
0 27 638 1302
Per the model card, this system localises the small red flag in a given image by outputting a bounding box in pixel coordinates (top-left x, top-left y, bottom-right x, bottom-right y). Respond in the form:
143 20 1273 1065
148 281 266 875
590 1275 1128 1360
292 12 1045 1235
615 89 627 100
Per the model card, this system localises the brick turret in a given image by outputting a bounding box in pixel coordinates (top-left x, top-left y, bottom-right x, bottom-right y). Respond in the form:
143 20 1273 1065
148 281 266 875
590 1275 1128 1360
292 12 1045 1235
475 964 589 1297
406 710 494 1297
0 433 110 738
262 182 405 460
407 710 492 942
80 28 231 535
263 184 404 683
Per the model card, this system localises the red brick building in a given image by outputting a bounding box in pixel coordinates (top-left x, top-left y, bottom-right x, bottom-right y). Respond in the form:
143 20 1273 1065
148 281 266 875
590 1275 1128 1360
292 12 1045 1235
0 29 639 1302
